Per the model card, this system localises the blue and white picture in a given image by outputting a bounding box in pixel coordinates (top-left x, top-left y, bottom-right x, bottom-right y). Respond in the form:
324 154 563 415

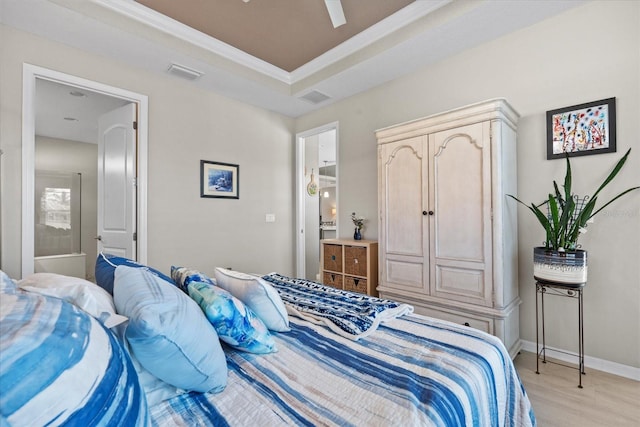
208 169 233 192
201 160 239 199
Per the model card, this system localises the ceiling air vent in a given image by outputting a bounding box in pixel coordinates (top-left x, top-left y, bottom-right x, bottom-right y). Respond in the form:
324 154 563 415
298 90 331 105
167 63 204 81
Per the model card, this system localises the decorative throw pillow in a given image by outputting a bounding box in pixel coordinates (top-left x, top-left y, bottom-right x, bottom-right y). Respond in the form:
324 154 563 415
188 281 277 354
0 290 148 426
113 265 228 393
0 269 17 294
121 337 187 407
214 267 290 332
95 252 173 294
18 272 127 328
171 266 215 292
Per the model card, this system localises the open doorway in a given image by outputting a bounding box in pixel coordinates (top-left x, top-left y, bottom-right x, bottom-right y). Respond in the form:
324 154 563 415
295 123 338 280
21 64 148 279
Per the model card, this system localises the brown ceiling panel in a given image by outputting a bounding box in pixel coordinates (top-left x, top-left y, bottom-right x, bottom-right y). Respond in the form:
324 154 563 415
135 0 414 72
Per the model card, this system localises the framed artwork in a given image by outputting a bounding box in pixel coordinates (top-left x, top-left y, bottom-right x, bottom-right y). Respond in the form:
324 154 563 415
200 160 239 199
546 97 616 160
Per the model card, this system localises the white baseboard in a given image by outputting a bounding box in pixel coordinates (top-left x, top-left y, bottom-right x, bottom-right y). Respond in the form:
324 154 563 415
520 340 640 381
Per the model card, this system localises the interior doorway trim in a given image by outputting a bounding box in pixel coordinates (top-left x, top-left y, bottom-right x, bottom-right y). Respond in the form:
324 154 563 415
295 121 339 278
21 63 149 278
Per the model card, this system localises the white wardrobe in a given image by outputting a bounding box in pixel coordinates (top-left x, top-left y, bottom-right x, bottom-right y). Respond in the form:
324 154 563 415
376 99 521 357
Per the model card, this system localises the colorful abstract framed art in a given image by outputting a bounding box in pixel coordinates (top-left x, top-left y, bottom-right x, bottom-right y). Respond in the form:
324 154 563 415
200 160 239 199
546 97 616 160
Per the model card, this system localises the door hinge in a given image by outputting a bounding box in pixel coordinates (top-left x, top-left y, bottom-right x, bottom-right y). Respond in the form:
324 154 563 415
133 121 138 130
133 232 137 242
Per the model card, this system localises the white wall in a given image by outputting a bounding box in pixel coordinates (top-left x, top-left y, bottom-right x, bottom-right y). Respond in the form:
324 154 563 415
296 1 640 369
0 24 296 280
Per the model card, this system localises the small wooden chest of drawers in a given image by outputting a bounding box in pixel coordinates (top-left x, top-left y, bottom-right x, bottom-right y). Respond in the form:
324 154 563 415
321 239 378 297
323 272 343 288
323 244 343 273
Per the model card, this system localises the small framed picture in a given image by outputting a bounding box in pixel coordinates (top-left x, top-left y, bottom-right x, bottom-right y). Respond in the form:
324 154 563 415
546 97 616 160
200 160 239 199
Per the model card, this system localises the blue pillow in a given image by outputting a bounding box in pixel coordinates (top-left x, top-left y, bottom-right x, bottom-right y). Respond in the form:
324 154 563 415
113 266 228 393
95 253 172 294
171 266 215 293
188 281 277 354
0 290 148 426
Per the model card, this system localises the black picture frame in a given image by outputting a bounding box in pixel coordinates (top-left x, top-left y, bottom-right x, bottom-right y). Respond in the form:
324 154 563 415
200 160 239 199
546 97 616 160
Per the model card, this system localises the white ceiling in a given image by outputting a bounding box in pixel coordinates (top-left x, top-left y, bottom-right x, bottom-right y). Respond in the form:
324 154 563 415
2 0 584 131
36 79 129 144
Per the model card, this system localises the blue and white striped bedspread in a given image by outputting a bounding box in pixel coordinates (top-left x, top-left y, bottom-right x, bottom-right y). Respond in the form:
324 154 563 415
149 314 536 427
261 273 414 340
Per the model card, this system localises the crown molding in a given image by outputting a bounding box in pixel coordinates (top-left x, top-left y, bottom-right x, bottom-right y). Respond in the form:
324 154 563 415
94 0 292 83
290 0 451 82
93 0 450 87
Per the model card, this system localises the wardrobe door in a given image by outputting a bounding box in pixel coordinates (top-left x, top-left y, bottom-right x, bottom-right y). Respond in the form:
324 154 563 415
428 122 493 306
378 136 429 295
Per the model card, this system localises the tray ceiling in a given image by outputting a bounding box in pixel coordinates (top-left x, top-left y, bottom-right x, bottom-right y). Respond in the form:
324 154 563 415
135 0 414 72
1 0 585 118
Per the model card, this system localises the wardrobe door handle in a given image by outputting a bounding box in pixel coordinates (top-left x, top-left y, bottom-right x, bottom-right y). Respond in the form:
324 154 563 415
423 210 434 216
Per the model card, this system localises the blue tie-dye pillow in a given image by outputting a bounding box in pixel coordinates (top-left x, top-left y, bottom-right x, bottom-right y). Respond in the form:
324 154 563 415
0 289 148 426
170 265 215 292
0 269 17 294
188 281 277 354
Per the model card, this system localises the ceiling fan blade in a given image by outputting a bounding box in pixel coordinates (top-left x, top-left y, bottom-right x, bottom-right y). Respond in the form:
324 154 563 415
324 0 346 28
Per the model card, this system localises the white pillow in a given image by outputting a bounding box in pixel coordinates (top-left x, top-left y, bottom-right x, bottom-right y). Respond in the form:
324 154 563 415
214 267 290 332
18 272 127 328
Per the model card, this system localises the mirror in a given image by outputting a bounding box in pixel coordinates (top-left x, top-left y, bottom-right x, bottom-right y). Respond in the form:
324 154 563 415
296 124 338 281
319 162 336 240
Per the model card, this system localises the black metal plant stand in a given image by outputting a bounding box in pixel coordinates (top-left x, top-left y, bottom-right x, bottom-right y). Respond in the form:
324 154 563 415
535 280 586 388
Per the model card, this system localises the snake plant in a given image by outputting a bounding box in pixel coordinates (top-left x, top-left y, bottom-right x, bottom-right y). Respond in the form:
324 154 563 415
509 148 639 252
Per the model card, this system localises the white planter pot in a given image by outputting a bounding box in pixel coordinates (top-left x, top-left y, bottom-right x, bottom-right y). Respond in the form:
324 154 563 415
533 247 587 285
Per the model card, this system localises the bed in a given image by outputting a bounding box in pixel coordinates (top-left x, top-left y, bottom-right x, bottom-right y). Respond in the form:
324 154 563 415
0 258 535 427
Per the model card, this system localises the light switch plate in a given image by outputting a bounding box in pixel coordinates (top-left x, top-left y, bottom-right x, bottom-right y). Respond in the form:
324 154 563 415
265 213 276 223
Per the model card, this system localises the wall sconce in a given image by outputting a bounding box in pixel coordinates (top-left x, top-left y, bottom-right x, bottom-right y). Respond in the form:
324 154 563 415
323 191 330 198
331 207 336 215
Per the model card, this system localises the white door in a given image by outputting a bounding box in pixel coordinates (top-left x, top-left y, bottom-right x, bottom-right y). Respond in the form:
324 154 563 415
378 135 430 294
429 122 493 306
97 103 137 259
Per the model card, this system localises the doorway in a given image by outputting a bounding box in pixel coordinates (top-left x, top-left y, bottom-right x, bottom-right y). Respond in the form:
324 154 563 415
295 123 338 280
21 64 149 279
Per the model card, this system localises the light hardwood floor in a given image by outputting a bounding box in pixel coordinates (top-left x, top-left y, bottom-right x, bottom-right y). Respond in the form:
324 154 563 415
514 351 640 426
